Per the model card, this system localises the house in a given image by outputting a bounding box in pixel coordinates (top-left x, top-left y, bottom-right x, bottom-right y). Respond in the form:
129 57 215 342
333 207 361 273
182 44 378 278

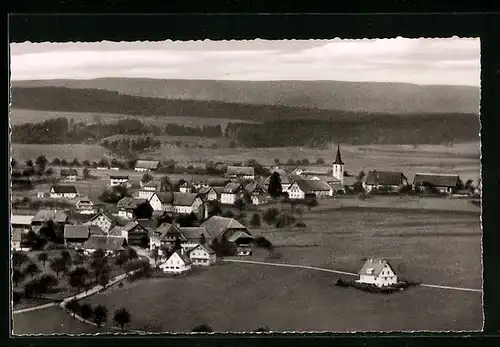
179 181 195 193
117 197 153 220
148 192 175 212
213 186 225 201
89 225 106 236
201 216 254 255
178 227 211 249
363 171 408 193
75 199 96 214
11 215 33 233
225 166 255 180
138 181 161 199
188 244 216 266
110 175 129 186
221 183 247 205
150 223 182 250
81 235 126 255
120 221 150 247
413 173 461 194
159 249 192 274
287 179 333 200
245 182 267 196
31 210 68 233
110 166 120 171
135 160 160 172
60 168 78 182
197 186 218 202
356 258 398 287
84 212 113 233
63 225 90 248
172 193 203 215
50 185 77 199
12 229 22 251
96 166 109 170
264 170 293 193
251 195 270 206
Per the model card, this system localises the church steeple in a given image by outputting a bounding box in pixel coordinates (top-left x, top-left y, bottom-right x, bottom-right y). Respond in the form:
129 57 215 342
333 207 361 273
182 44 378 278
333 143 344 165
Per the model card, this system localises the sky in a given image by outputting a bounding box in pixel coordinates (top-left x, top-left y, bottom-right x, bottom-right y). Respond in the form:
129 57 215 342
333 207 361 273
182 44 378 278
9 37 480 86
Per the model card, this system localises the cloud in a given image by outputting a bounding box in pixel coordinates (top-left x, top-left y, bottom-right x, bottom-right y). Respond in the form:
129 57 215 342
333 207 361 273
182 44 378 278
9 38 480 86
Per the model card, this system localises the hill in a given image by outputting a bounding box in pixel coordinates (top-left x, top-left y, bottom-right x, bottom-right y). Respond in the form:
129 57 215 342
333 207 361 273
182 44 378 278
12 78 480 115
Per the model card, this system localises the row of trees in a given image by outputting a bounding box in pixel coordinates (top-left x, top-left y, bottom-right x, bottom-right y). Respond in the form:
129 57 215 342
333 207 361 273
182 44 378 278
101 136 161 156
66 301 131 331
273 157 325 166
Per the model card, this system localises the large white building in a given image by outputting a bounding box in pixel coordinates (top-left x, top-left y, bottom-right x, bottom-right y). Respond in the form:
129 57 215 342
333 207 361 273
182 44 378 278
356 258 398 287
159 249 192 274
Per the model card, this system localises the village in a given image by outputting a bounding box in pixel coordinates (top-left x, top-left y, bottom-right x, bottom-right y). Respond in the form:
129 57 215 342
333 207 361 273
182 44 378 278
11 143 482 310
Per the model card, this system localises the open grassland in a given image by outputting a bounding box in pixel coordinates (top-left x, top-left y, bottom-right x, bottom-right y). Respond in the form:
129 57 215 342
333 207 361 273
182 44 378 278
79 261 482 333
9 109 261 127
11 141 480 181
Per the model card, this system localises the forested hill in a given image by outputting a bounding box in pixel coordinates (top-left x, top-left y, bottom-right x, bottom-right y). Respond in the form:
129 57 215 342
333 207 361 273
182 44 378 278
12 78 480 115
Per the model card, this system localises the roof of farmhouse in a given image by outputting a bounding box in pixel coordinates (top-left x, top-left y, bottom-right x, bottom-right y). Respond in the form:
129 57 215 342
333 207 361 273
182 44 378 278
117 197 149 209
201 216 248 239
11 215 34 226
64 225 90 239
82 235 126 251
358 258 395 277
226 166 255 176
293 179 332 193
413 173 460 187
135 160 160 169
364 171 407 186
51 185 78 194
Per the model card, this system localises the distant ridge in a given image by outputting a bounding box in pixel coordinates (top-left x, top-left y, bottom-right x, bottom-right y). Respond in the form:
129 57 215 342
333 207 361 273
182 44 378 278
12 78 480 115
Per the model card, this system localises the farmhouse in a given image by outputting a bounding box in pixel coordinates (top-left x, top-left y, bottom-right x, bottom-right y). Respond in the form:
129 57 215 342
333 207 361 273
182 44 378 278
188 244 216 266
148 192 175 212
120 221 150 247
11 215 33 233
50 185 77 199
221 183 247 205
363 170 409 193
245 182 267 196
60 168 78 182
135 160 160 172
213 186 225 201
82 235 126 255
178 227 211 249
413 173 461 194
138 181 161 199
172 193 203 215
84 211 113 233
150 223 181 249
225 166 255 180
356 258 398 287
89 225 106 236
251 195 270 206
110 175 129 186
75 199 96 214
117 197 153 220
63 225 90 248
201 216 254 255
197 186 218 202
287 179 333 199
31 210 68 232
159 249 192 274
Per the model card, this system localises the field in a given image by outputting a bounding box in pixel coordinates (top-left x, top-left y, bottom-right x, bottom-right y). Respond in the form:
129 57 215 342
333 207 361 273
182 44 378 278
11 141 480 182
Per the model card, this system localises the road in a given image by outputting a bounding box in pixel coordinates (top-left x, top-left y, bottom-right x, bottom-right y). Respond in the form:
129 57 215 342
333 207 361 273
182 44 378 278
223 258 483 293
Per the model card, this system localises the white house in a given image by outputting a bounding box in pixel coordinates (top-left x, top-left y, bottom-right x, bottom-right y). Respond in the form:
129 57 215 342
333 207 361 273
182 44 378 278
363 171 408 193
159 249 192 274
197 186 218 202
413 173 460 194
221 183 247 205
173 193 203 215
179 181 195 193
356 258 398 287
225 166 255 180
50 185 77 199
188 244 216 266
138 181 160 199
110 175 129 186
135 160 160 172
287 179 333 200
75 199 96 214
148 192 173 212
96 166 109 171
60 168 78 182
84 212 113 233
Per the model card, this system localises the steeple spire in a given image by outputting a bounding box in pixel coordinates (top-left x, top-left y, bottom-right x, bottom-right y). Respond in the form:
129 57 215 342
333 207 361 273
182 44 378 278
333 143 344 165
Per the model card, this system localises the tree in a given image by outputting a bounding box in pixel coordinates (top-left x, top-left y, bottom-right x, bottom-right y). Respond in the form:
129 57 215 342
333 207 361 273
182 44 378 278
11 158 17 168
465 179 474 191
234 198 247 211
301 158 310 166
71 158 81 167
82 160 91 168
13 251 29 268
263 207 280 225
160 175 173 191
50 257 68 278
25 262 40 279
199 233 206 245
114 308 131 331
60 159 68 166
192 324 213 333
69 267 89 293
315 157 325 165
35 155 48 172
80 303 93 321
66 299 80 317
82 167 91 179
305 198 319 211
267 172 282 199
93 305 108 328
356 171 366 181
222 210 235 218
99 273 110 288
254 326 271 332
253 236 274 251
250 213 261 227
25 159 34 167
274 158 280 165
50 158 61 166
141 172 154 184
37 273 59 293
151 247 160 265
37 252 48 267
13 268 25 287
61 250 72 265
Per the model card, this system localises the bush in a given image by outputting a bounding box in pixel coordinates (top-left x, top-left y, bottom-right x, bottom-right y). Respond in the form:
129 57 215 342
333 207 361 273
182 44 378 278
13 291 23 305
222 210 235 218
250 213 261 227
253 236 274 251
294 222 307 229
275 213 295 229
357 192 368 201
263 207 280 225
192 324 213 333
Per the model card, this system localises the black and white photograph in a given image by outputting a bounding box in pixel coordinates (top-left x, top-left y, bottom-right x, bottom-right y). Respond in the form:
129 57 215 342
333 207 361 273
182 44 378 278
9 37 482 334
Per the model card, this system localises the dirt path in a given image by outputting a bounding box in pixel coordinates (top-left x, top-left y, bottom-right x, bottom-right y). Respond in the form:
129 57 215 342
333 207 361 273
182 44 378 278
223 258 483 293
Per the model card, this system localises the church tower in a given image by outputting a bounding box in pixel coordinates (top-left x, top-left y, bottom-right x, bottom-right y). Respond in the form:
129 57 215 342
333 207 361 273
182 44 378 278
332 143 344 185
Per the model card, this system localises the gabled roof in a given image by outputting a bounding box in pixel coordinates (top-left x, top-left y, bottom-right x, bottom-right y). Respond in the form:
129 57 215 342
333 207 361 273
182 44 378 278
117 197 149 209
153 223 181 240
173 192 199 206
197 186 215 195
358 258 395 277
226 166 255 176
64 225 90 239
85 211 113 224
135 160 160 169
11 215 34 226
223 182 245 193
245 182 266 194
142 181 161 189
364 171 406 186
76 199 94 207
110 175 129 180
179 227 209 241
89 225 105 235
201 216 248 239
61 169 78 176
213 187 225 195
32 210 68 223
51 185 77 194
189 244 215 255
122 221 148 233
292 179 332 193
227 230 254 243
342 176 358 187
82 235 126 251
168 250 192 264
413 173 460 188
108 226 124 236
